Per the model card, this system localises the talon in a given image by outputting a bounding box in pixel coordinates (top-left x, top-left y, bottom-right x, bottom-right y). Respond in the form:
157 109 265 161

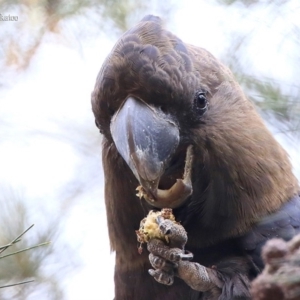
156 215 164 226
152 255 165 268
179 250 194 261
148 269 174 286
156 217 173 235
149 253 176 271
169 249 182 262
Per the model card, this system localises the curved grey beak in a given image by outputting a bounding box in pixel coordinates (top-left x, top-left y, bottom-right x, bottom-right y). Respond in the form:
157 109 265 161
110 97 180 200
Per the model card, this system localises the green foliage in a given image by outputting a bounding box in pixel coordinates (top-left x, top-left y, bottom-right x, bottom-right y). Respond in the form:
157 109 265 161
238 74 300 136
0 0 175 70
0 190 79 300
218 0 300 137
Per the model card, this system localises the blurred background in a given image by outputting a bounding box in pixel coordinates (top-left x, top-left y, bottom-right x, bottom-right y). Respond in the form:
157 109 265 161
0 0 299 299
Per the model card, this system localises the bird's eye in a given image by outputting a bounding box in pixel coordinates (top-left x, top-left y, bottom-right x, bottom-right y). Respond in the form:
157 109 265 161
194 91 208 114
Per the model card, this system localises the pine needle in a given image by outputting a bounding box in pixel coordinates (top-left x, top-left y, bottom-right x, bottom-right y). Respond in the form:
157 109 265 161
0 224 50 289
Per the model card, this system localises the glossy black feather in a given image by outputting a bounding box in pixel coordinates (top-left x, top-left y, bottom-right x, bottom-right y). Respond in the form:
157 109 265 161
240 194 300 269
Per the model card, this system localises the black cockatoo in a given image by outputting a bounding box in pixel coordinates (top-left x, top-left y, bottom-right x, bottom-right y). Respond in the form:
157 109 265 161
91 15 300 299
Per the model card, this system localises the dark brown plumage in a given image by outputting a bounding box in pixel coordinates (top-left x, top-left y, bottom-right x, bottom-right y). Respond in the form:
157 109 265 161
91 15 300 299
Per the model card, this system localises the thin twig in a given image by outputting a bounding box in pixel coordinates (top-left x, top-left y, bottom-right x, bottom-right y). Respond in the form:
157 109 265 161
0 242 51 260
0 280 34 289
0 239 22 250
0 224 35 255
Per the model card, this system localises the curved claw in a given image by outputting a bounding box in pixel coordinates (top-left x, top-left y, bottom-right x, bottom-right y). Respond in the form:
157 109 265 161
155 217 188 249
148 269 174 286
147 239 183 262
149 253 176 272
179 250 194 261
